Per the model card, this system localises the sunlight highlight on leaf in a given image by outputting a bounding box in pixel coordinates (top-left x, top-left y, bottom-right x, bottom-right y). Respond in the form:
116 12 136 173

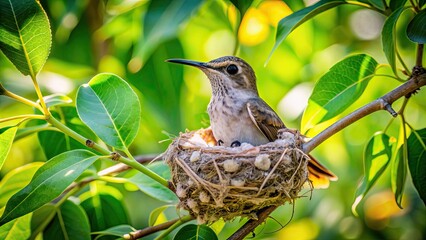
0 0 52 77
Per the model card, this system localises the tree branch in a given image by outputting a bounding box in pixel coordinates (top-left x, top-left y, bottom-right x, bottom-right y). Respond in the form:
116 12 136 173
303 72 426 153
125 215 194 239
98 153 161 175
126 218 179 239
227 206 278 240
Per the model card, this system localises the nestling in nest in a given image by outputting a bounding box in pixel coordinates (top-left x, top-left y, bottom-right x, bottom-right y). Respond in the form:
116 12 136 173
164 128 310 223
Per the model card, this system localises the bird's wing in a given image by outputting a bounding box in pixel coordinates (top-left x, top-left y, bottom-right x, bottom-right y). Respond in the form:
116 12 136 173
246 98 286 141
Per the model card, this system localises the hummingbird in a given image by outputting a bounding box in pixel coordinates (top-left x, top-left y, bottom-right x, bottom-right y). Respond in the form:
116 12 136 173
167 56 337 187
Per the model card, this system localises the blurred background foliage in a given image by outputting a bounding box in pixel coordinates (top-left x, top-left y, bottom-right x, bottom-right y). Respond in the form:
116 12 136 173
0 0 425 239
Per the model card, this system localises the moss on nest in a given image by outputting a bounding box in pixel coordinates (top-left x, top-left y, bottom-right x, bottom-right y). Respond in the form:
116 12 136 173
164 128 309 223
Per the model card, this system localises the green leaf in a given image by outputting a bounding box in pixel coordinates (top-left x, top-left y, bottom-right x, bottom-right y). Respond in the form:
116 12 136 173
366 0 386 10
43 200 91 240
230 0 254 16
76 73 141 150
407 129 426 205
0 162 43 208
301 54 378 133
80 193 128 232
129 38 185 134
268 0 346 62
391 145 407 208
30 204 56 239
43 94 73 108
92 225 136 239
134 0 203 64
352 132 394 215
407 9 426 44
38 107 97 159
382 7 405 76
149 205 174 226
0 150 98 225
125 162 177 203
0 126 17 171
0 0 51 77
0 213 32 240
389 0 408 11
419 0 426 8
174 224 218 240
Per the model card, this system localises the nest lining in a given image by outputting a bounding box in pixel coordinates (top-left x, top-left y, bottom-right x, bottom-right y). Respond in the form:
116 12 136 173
164 128 309 223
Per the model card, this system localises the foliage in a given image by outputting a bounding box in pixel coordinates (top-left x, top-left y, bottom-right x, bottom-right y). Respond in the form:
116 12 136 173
0 0 425 239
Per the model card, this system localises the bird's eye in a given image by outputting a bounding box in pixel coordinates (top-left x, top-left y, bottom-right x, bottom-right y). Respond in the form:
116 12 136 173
226 64 238 75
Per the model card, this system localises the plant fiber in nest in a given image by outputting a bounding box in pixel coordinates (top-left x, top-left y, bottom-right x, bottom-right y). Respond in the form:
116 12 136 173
164 128 309 223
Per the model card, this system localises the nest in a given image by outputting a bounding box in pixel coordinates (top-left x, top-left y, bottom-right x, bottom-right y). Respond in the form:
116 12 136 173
164 128 310 223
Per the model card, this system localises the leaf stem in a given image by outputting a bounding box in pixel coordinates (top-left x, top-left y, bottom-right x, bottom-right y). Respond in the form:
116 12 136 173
47 116 169 187
153 215 193 240
0 114 45 124
1 85 43 112
30 76 49 116
396 49 411 75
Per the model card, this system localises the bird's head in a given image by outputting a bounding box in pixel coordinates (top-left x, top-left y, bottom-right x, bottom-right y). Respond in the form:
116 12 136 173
167 56 258 95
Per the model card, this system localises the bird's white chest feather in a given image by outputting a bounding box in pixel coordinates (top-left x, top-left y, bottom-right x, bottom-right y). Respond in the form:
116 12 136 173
208 93 268 146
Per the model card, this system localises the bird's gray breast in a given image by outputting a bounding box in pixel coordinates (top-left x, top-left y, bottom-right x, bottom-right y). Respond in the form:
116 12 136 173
207 95 269 146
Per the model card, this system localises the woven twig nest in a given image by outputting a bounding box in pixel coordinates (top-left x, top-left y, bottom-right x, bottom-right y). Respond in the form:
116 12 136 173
164 128 309 223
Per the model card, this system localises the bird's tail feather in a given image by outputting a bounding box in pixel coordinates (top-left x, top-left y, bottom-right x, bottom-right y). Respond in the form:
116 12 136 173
307 154 338 189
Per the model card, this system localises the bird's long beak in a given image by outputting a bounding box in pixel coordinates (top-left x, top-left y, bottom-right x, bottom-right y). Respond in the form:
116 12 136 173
166 59 211 69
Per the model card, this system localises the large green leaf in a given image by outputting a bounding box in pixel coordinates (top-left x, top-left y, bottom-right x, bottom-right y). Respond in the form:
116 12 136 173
301 54 378 133
0 213 32 240
174 224 218 240
125 162 177 203
352 132 394 215
76 73 141 150
134 0 203 63
407 129 426 205
43 200 91 240
268 0 346 62
0 0 51 77
0 162 43 208
0 126 17 171
382 7 405 76
407 9 426 44
80 193 128 232
0 150 98 225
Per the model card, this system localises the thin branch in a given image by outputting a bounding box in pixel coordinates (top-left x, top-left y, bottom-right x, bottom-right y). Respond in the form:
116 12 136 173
63 153 160 194
98 153 161 175
227 206 278 240
0 84 43 112
303 72 426 153
125 218 180 239
416 44 424 67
